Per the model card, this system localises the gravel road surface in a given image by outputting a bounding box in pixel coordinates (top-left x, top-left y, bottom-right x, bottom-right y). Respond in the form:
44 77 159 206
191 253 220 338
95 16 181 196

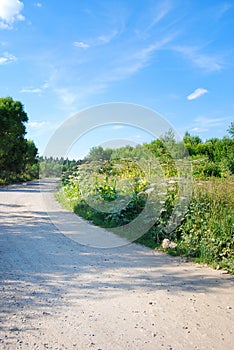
0 179 233 350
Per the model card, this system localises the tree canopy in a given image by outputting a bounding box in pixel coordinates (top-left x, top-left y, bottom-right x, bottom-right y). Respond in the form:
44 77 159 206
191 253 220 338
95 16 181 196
0 96 38 184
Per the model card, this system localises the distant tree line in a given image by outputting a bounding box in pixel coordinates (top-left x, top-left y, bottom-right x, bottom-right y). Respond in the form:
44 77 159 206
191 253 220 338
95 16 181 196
82 128 234 178
39 157 79 178
50 126 234 180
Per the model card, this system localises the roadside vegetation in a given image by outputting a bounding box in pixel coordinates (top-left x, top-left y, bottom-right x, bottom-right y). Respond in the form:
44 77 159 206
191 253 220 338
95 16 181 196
57 127 234 274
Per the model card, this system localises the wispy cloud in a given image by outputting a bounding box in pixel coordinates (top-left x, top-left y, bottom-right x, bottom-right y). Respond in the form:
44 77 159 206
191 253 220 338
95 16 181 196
135 1 173 39
187 88 208 100
28 120 59 133
0 0 25 30
73 30 118 49
113 34 176 80
190 127 208 133
20 87 42 93
73 41 90 49
186 115 233 135
55 82 108 107
194 116 232 128
0 52 17 64
98 30 118 44
54 88 78 105
70 30 175 103
148 0 172 29
42 82 49 89
0 21 9 29
27 120 58 140
28 121 48 128
20 82 49 94
137 34 175 59
216 2 233 18
62 34 176 107
174 45 223 72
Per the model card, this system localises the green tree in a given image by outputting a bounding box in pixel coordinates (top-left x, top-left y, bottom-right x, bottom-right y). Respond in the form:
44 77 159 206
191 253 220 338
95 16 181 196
111 145 144 160
0 96 37 182
227 122 234 138
23 140 39 179
84 146 112 161
183 131 202 156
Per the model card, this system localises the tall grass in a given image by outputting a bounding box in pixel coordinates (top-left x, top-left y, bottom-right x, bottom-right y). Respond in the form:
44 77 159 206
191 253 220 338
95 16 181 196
177 177 234 272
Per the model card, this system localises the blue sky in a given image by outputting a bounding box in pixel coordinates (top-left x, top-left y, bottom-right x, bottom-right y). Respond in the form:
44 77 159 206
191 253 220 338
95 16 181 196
0 0 234 158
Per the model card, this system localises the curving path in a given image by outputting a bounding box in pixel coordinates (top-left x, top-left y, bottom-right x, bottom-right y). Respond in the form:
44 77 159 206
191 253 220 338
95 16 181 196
0 179 233 350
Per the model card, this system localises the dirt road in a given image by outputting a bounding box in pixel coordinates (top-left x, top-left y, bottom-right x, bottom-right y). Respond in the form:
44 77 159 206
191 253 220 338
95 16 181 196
0 180 233 350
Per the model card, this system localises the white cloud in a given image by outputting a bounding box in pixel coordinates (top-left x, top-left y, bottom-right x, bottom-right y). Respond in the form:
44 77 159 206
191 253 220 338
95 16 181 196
73 31 118 49
187 88 208 100
55 88 77 105
0 0 25 29
42 82 49 89
185 116 233 135
28 120 58 133
112 125 124 130
0 52 16 64
73 41 90 49
20 82 49 94
27 120 58 140
0 21 8 29
174 46 223 72
28 121 48 128
190 127 208 133
34 2 42 8
20 87 42 93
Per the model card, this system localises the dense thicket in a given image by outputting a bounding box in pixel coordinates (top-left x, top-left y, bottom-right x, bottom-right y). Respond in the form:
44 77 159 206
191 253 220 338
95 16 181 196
0 97 38 184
